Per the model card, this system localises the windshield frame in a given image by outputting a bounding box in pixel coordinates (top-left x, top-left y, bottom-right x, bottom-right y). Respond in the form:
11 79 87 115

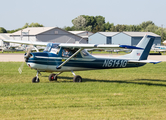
43 43 52 52
44 43 60 53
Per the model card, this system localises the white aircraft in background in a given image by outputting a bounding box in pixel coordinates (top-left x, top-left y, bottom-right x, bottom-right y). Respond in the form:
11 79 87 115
2 45 25 53
151 45 166 53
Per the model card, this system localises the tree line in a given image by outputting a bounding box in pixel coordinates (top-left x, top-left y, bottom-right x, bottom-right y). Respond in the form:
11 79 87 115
64 15 166 41
0 22 44 33
0 15 166 41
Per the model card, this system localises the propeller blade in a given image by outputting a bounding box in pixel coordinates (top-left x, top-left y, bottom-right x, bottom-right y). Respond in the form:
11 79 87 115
25 45 33 59
18 45 38 74
18 62 25 74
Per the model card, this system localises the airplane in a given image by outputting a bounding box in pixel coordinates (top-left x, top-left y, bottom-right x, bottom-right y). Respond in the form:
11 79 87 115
151 45 166 53
3 35 161 83
2 45 25 53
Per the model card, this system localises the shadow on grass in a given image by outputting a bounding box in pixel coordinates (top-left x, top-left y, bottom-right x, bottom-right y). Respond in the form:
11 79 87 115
83 78 166 87
42 75 166 87
136 79 166 82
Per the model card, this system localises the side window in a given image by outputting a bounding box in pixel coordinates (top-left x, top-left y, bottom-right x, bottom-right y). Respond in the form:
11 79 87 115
62 48 78 57
81 50 89 56
50 48 59 54
62 49 72 57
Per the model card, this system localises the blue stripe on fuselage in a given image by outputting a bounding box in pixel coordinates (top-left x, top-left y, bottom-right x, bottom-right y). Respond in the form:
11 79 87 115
27 55 146 69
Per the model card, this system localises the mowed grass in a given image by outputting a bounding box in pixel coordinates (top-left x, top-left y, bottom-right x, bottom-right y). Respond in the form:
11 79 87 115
0 62 166 120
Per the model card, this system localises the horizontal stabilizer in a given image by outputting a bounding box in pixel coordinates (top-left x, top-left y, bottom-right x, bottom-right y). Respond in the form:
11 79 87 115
129 60 161 64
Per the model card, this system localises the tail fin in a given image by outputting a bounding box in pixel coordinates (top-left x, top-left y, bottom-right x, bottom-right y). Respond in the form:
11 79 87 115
119 35 155 60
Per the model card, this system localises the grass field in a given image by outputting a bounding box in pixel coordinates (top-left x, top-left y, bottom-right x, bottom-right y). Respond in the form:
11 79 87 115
0 62 166 119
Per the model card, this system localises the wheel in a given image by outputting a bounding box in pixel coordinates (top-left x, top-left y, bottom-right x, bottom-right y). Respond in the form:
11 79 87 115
49 73 57 81
73 75 82 82
32 77 40 83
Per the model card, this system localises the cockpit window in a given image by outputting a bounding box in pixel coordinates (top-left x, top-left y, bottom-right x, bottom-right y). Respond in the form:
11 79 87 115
44 43 52 52
61 48 89 57
52 44 59 48
62 48 77 57
44 43 60 54
81 49 89 56
50 47 60 54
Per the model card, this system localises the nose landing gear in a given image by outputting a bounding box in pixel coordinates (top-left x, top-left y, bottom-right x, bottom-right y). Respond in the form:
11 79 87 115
32 71 40 83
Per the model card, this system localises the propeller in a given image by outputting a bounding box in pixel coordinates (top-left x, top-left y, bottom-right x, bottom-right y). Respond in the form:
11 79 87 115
18 62 25 74
18 45 33 74
25 45 34 58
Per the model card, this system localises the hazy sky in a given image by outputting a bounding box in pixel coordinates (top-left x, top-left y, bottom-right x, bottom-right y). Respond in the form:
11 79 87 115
1 0 166 30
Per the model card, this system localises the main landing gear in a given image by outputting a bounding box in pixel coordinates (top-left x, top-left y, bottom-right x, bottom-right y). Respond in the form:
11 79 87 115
48 72 63 81
32 71 82 83
71 71 82 82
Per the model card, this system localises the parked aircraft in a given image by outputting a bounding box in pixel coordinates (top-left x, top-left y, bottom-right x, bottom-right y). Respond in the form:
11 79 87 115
151 45 166 52
3 35 160 83
2 46 25 53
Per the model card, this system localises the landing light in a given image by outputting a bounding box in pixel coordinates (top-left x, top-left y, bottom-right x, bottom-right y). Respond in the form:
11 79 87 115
28 64 31 68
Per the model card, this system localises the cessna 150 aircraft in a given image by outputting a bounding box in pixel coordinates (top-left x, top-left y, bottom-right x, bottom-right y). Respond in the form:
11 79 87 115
3 35 161 83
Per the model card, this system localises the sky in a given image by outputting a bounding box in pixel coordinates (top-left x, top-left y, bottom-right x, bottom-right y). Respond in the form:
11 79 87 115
0 0 166 30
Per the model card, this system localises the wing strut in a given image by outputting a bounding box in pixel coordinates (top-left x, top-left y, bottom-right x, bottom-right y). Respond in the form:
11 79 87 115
56 48 83 69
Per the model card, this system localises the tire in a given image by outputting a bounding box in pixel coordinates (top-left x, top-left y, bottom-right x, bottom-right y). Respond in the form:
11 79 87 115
73 75 82 82
32 77 40 83
49 73 57 81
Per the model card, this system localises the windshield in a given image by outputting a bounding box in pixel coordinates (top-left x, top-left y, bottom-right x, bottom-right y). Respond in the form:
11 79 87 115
44 43 60 54
44 43 52 52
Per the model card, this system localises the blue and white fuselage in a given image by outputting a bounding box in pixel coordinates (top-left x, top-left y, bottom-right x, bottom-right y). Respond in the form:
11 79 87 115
24 35 162 82
26 48 146 72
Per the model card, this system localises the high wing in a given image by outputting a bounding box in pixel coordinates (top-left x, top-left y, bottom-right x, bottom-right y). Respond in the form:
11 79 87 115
59 43 144 49
3 39 144 49
3 39 48 46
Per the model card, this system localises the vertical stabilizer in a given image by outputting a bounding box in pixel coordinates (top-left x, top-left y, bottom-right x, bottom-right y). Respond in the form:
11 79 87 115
119 35 155 60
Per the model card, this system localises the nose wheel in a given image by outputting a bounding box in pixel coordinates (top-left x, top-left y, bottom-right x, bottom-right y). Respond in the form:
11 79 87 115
32 77 40 83
32 71 40 83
